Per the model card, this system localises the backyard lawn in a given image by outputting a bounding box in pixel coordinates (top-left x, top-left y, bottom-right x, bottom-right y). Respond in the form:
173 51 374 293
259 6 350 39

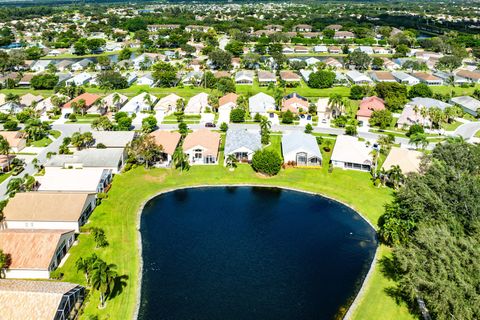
57 163 415 320
441 120 462 131
28 136 53 147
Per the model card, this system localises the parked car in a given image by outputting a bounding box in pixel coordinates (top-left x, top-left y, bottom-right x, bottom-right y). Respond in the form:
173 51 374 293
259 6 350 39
205 122 216 128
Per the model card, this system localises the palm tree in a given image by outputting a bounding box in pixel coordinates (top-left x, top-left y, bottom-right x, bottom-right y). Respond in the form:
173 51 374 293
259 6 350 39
387 165 404 189
0 136 10 171
328 94 344 118
143 93 153 108
91 260 118 308
0 249 10 279
111 93 121 112
172 147 190 172
226 154 238 171
176 98 185 112
409 133 428 150
76 254 98 284
260 116 272 144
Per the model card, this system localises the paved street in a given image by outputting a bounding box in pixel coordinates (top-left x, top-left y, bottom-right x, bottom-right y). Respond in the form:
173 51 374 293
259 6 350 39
453 122 480 139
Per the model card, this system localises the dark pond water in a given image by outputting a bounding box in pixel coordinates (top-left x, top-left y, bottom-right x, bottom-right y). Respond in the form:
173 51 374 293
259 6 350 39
138 187 377 320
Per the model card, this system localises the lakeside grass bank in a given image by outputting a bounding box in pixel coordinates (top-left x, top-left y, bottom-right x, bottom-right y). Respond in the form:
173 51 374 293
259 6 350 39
57 164 415 320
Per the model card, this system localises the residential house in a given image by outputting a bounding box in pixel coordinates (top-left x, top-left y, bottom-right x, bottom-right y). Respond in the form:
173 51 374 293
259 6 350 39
137 73 155 86
63 93 100 115
300 69 312 82
231 58 241 69
434 71 469 86
334 31 355 40
132 53 163 70
305 57 320 66
346 70 374 85
120 92 156 115
183 129 221 165
102 92 128 112
19 93 43 107
0 229 76 279
218 93 238 123
455 69 480 84
280 70 301 83
381 147 423 174
30 60 52 72
55 59 74 72
369 71 396 83
185 25 210 32
266 24 283 32
293 24 313 32
3 192 96 232
149 130 181 165
235 70 254 84
0 280 85 319
282 46 295 54
71 59 93 71
373 47 390 54
356 96 386 124
91 131 135 148
257 70 276 86
358 46 374 55
185 92 209 114
154 93 182 115
282 131 322 166
325 57 343 69
412 72 443 85
328 46 342 54
249 92 275 116
282 93 309 114
294 45 309 54
381 58 401 70
450 96 480 117
392 71 420 85
0 101 22 114
406 97 452 111
182 71 203 86
331 135 373 171
45 148 127 174
65 72 92 86
214 71 231 79
313 45 328 53
36 167 112 193
148 24 180 32
397 105 431 128
18 74 35 87
325 24 342 31
0 131 26 153
224 128 261 164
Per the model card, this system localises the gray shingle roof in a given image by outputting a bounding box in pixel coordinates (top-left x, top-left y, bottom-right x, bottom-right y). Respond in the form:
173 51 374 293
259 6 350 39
91 131 135 148
281 131 322 159
45 148 125 168
224 129 262 155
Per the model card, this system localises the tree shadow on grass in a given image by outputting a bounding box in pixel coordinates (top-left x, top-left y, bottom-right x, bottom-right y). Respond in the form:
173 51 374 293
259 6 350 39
109 274 129 300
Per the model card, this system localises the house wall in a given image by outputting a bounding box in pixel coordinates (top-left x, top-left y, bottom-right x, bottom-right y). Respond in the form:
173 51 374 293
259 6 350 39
6 221 80 233
4 269 50 279
185 147 218 165
332 160 371 171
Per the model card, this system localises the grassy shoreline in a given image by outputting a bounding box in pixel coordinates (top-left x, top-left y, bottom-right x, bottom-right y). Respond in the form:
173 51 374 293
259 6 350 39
57 164 415 320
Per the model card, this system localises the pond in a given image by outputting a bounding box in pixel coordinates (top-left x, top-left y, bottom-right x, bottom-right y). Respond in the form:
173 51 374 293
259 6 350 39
138 187 377 320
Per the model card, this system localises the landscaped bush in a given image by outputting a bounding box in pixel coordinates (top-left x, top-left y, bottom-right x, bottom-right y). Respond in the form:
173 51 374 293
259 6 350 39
251 149 282 176
230 108 246 123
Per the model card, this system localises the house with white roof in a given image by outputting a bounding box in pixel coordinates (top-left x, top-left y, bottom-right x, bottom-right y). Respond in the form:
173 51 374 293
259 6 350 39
71 59 93 71
313 45 328 53
358 46 374 55
282 131 322 166
102 92 128 112
305 57 320 66
65 72 92 86
36 167 113 193
30 60 52 72
346 70 374 85
331 135 373 171
257 70 276 86
249 92 275 116
182 71 203 86
154 93 182 115
185 92 209 114
392 71 420 85
137 73 155 86
91 131 135 148
235 70 254 84
224 128 262 164
120 92 157 115
450 96 480 117
406 97 452 111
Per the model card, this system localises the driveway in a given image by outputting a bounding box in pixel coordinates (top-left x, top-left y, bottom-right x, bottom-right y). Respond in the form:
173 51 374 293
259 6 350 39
453 122 480 139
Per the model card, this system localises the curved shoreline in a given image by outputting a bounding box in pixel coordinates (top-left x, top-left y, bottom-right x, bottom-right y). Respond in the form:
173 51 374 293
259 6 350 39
133 183 379 320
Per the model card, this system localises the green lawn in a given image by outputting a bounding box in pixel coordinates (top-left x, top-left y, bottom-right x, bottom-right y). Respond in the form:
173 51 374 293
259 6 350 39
50 130 62 139
0 171 12 184
28 137 53 147
56 163 415 320
441 120 462 131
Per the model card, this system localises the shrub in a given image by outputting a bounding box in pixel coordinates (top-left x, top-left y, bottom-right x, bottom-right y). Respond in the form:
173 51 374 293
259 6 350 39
345 125 357 136
3 120 18 131
406 124 425 137
230 108 245 123
220 122 228 132
251 149 282 176
68 113 77 122
281 110 294 124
